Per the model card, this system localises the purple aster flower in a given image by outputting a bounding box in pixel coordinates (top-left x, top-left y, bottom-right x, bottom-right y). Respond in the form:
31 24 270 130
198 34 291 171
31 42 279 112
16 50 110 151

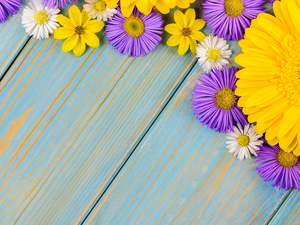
41 0 76 8
0 0 22 23
105 7 164 57
202 0 265 41
191 66 247 133
255 139 300 190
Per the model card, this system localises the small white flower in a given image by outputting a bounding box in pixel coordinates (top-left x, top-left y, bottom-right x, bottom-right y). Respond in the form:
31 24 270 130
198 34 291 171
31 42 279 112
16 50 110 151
226 124 263 160
83 0 117 22
196 34 232 73
21 0 60 39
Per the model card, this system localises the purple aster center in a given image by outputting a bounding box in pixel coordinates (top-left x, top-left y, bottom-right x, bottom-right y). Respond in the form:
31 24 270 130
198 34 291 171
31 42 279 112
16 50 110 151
277 150 299 167
123 16 145 37
75 26 84 35
215 88 237 110
224 0 244 17
182 28 191 36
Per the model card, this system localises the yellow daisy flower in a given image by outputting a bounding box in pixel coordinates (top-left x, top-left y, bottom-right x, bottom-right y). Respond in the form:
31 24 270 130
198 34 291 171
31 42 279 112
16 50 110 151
235 0 300 155
106 0 195 17
54 5 104 57
165 8 206 55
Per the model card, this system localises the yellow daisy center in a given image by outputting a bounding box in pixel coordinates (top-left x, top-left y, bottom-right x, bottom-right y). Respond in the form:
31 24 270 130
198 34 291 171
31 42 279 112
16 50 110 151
238 135 250 146
123 16 145 37
224 0 244 17
215 88 237 110
94 0 106 11
75 26 84 35
278 150 299 167
207 48 221 62
182 28 191 36
271 37 300 106
34 11 48 25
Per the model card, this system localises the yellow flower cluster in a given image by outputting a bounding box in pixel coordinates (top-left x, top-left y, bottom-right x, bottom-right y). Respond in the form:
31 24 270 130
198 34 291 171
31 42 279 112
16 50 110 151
106 0 195 17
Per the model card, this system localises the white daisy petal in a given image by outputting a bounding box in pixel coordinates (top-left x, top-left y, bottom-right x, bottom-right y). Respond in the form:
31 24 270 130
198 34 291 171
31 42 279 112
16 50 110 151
83 0 117 22
196 34 232 73
21 0 60 39
226 124 263 160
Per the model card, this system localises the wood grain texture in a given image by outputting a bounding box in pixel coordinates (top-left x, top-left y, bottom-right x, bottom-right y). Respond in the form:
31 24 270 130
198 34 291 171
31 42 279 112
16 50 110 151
0 0 31 79
84 47 290 225
0 1 208 224
269 190 300 225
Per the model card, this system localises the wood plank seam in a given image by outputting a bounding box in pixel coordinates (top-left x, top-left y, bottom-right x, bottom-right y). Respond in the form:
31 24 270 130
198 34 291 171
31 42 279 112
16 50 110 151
266 189 293 225
79 59 199 224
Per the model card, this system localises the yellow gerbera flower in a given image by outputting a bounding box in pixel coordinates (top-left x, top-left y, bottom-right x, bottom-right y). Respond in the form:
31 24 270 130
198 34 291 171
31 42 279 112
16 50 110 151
235 0 300 155
106 0 195 17
54 5 104 57
165 8 206 55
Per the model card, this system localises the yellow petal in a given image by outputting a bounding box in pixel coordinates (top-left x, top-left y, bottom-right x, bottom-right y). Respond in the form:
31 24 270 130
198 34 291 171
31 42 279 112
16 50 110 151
188 36 197 55
121 2 135 17
69 5 82 26
177 0 191 8
244 85 279 107
255 114 281 134
293 145 300 156
84 20 104 33
107 0 119 9
235 53 279 67
279 115 300 149
190 19 205 31
281 136 298 153
190 31 205 42
82 10 92 26
287 0 300 37
154 0 170 14
235 67 280 80
54 27 75 40
73 36 86 57
278 105 300 138
167 34 182 47
56 14 75 28
165 23 182 34
136 0 149 14
174 10 187 29
164 0 176 8
62 34 79 53
185 8 195 27
82 31 100 48
178 36 189 55
257 98 288 122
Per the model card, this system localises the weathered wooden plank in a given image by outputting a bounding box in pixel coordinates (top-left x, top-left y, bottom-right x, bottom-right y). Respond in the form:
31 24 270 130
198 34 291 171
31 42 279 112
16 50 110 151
269 190 300 225
0 2 211 224
0 0 31 79
84 52 289 225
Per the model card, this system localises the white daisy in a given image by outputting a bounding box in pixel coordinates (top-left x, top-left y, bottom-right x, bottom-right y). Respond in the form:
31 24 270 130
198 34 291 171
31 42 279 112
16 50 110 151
21 0 59 40
226 124 263 160
83 0 117 22
196 34 232 73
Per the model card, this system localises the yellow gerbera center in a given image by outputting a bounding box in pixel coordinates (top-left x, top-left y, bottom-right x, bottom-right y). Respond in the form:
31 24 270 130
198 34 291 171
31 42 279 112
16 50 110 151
34 11 48 25
182 28 191 36
123 16 145 37
75 26 84 35
238 135 250 146
278 150 299 167
224 0 244 17
215 88 237 110
207 49 221 62
94 0 106 11
271 37 300 106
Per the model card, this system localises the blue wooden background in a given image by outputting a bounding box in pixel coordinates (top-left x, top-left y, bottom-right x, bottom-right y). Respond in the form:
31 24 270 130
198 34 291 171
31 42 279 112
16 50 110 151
0 0 298 224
